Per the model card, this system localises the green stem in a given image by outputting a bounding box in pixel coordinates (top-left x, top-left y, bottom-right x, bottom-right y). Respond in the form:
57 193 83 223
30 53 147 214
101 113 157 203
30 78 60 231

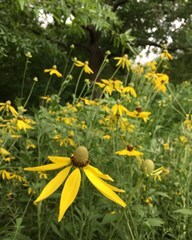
37 201 42 240
58 63 75 96
73 68 84 102
167 85 186 116
43 75 52 97
21 58 30 100
90 56 108 99
124 68 130 86
23 81 36 108
62 47 73 78
127 176 143 205
110 65 121 79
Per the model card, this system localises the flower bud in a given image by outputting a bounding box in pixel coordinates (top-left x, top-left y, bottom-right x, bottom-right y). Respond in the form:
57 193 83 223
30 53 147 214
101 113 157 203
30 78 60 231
141 160 155 175
33 77 38 82
105 50 111 55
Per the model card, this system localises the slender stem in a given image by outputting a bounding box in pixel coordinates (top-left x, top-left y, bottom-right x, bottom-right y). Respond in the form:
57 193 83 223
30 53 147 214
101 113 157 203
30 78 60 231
58 63 75 96
108 209 125 240
23 81 36 108
167 85 187 116
43 75 52 97
78 82 88 99
62 47 73 78
90 56 108 99
127 176 143 205
124 68 130 86
73 68 84 102
144 90 157 109
110 65 121 80
37 202 42 240
21 58 30 100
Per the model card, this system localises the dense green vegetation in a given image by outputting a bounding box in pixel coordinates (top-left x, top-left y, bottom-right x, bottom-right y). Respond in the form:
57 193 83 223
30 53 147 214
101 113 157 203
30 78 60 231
0 1 192 239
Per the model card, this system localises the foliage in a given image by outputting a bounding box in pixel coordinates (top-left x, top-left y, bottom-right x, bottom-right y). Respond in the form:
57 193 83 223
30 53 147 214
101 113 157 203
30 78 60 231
0 47 192 239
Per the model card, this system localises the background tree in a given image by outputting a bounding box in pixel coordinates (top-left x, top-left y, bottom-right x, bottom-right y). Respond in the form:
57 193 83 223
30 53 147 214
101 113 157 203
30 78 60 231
0 0 191 103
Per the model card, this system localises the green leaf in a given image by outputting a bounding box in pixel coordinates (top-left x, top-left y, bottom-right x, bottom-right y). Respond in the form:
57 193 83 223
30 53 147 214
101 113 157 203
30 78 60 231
155 191 171 199
101 213 118 224
17 0 25 11
174 208 192 215
144 218 164 228
50 222 63 238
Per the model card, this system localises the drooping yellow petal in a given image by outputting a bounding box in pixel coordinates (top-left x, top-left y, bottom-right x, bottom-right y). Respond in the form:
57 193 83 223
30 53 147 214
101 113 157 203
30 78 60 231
58 168 81 222
118 105 123 116
44 69 51 73
115 149 129 155
83 167 126 207
74 60 84 67
111 105 118 116
24 163 67 172
85 164 114 181
34 166 72 203
48 156 71 165
9 106 18 117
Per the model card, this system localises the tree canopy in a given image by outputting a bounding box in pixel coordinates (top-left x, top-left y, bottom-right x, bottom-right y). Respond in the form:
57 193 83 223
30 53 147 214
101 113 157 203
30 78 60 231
0 0 191 102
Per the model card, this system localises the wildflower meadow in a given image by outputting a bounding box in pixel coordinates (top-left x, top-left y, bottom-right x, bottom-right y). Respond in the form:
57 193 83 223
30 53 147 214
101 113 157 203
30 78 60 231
0 47 192 240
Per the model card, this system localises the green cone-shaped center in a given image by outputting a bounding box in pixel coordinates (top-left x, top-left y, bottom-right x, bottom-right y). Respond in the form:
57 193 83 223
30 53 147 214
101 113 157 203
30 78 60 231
71 146 89 167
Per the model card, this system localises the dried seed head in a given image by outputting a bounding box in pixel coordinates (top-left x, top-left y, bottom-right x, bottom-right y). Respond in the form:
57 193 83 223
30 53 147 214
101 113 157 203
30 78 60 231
127 144 134 151
135 106 142 113
141 159 155 175
71 146 89 167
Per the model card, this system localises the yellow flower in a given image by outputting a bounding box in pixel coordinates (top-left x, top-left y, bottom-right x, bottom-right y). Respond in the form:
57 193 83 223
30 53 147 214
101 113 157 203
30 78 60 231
121 86 137 98
44 65 62 77
113 80 123 92
144 196 153 207
183 114 192 130
103 135 111 140
151 167 164 181
154 73 169 93
127 107 151 122
38 172 48 179
11 173 26 182
0 147 10 156
0 147 15 162
145 61 157 72
111 101 129 117
74 60 93 74
41 96 52 103
80 98 97 106
0 100 18 117
131 63 144 75
179 135 188 144
163 143 170 151
12 117 34 132
114 54 131 70
119 118 135 133
0 170 13 180
161 49 173 60
96 79 114 95
53 133 75 147
24 146 126 222
115 145 143 160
